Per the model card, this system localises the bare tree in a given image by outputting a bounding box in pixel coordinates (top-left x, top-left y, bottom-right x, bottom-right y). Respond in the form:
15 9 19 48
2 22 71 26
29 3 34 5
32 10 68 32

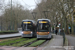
33 0 75 34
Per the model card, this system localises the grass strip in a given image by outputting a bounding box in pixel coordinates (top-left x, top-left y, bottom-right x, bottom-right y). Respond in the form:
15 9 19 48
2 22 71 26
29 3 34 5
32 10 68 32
28 40 45 47
7 38 28 45
0 37 22 43
0 38 25 46
12 38 37 47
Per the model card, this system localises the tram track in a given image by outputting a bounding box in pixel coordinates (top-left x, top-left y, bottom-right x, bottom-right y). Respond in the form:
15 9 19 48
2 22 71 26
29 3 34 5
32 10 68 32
33 36 53 50
0 37 52 50
0 39 48 47
23 39 38 47
0 37 22 43
0 37 52 48
33 40 50 50
22 39 50 47
0 38 37 47
7 38 29 46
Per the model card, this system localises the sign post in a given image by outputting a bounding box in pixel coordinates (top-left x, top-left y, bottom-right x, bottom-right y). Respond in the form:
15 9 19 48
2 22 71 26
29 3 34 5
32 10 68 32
58 23 61 35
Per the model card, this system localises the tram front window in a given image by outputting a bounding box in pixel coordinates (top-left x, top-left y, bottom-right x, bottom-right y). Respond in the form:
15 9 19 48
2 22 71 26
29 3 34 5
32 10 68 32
22 24 32 31
38 23 49 32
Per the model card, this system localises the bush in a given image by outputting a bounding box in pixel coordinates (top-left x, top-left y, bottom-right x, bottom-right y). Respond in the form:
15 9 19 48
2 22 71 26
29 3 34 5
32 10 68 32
0 31 18 34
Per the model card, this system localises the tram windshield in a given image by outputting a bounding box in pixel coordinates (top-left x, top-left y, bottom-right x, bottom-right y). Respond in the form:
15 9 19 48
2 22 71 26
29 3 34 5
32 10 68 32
38 23 49 32
22 24 33 31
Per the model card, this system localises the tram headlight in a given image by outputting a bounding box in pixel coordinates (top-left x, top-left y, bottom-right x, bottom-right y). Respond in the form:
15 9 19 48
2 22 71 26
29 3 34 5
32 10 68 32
31 32 33 34
37 32 38 34
48 32 49 34
21 32 23 34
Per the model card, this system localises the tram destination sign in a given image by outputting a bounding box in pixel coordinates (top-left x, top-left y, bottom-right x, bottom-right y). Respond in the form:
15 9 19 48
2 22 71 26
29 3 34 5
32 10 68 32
39 21 48 23
23 22 31 24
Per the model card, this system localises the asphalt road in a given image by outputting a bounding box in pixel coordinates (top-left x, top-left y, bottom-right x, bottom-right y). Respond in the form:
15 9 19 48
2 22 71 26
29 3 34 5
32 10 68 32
0 33 21 38
66 35 75 46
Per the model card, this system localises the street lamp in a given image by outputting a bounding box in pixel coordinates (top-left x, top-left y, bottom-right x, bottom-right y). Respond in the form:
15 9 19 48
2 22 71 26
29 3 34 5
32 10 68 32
58 23 61 35
31 12 37 20
43 10 50 19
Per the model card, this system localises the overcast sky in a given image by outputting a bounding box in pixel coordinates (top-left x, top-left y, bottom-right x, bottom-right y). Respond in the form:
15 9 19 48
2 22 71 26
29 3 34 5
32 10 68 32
0 0 41 16
5 0 41 10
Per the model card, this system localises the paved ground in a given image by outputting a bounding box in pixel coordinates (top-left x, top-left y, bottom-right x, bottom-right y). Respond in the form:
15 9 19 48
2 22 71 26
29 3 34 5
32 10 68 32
0 46 36 50
66 35 75 46
46 35 63 46
42 34 64 50
0 33 21 38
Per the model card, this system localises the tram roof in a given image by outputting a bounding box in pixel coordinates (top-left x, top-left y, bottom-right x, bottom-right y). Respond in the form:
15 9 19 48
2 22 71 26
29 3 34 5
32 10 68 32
22 19 36 24
38 19 51 22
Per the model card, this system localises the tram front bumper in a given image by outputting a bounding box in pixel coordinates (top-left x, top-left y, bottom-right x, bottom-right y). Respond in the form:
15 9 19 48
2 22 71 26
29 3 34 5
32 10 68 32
37 34 51 39
21 34 33 37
